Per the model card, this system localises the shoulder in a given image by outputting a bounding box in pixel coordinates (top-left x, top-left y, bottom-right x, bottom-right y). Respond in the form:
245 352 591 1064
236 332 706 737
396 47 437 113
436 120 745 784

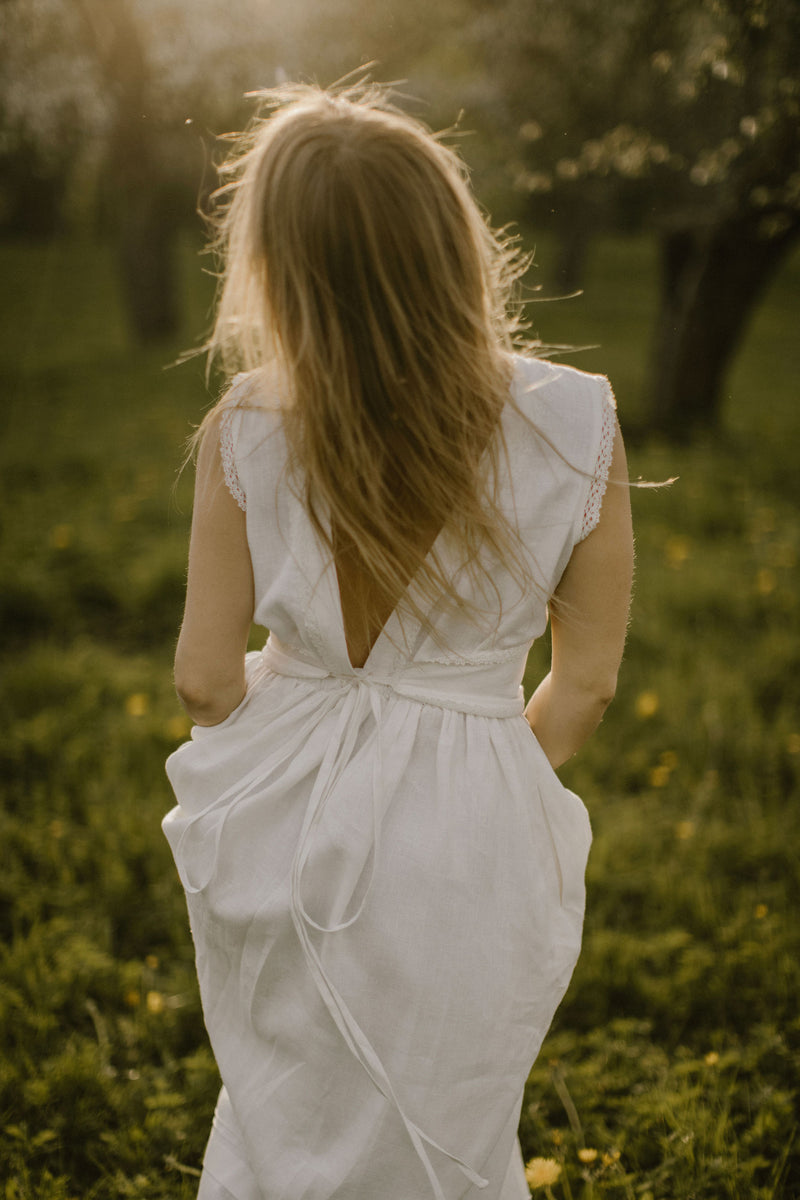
215 368 287 453
218 367 284 422
510 353 613 417
507 353 615 469
211 369 288 512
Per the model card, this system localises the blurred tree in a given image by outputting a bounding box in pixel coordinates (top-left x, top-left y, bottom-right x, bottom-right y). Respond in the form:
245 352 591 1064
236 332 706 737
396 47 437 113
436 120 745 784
0 0 285 342
470 0 800 434
0 0 496 342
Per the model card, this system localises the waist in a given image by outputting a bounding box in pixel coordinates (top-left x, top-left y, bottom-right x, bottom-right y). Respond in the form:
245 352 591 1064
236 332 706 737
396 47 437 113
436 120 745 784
262 635 526 719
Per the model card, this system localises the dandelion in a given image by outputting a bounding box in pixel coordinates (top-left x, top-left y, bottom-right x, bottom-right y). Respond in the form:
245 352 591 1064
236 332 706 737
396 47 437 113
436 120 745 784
665 535 690 567
635 691 659 719
126 693 149 717
754 903 769 919
146 990 164 1014
577 1148 598 1164
649 764 672 788
167 714 192 740
124 990 141 1009
756 568 776 596
145 954 159 970
49 524 73 550
704 1051 720 1066
525 1158 561 1189
675 820 695 840
601 1149 621 1166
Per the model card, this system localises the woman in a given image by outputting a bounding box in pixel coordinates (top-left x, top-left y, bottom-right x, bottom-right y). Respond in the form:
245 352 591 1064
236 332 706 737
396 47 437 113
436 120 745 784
164 80 633 1200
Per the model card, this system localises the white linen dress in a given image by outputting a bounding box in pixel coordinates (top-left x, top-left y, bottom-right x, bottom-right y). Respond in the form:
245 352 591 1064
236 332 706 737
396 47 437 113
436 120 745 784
163 353 617 1200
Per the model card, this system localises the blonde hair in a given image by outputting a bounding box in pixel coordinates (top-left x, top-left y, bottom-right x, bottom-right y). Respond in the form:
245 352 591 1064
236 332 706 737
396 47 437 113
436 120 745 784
199 79 539 653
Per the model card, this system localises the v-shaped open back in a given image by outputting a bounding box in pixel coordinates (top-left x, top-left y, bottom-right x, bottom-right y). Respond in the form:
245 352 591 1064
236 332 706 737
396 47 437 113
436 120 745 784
331 518 445 670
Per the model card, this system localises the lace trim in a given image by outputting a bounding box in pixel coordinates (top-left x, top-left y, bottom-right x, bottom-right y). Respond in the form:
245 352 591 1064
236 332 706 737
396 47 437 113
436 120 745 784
579 380 617 541
219 409 247 511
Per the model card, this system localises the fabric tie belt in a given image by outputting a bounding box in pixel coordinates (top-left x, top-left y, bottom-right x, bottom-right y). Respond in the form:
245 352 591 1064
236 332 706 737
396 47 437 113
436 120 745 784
263 634 526 717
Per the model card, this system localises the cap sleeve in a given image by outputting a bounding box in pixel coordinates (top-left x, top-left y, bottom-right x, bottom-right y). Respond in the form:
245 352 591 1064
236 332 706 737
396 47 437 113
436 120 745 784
219 408 247 511
576 377 617 542
216 373 254 512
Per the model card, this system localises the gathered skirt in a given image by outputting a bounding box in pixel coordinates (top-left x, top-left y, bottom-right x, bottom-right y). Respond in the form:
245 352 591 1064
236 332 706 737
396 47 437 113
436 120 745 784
164 646 592 1199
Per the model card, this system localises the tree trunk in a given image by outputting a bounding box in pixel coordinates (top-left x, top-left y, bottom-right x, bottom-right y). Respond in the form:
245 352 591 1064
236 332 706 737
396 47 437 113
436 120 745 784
116 182 180 342
77 0 181 343
649 214 799 437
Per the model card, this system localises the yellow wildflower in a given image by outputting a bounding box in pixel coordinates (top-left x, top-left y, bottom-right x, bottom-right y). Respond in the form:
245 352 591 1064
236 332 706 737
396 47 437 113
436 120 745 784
756 568 776 596
665 535 690 567
525 1157 561 1188
167 714 192 740
635 691 659 719
145 955 159 971
125 693 149 717
704 1051 719 1066
146 990 164 1014
754 903 768 920
577 1148 598 1164
49 524 73 550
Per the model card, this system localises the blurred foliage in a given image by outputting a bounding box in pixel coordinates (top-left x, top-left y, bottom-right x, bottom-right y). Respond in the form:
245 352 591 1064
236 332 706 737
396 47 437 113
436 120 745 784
0 233 798 1195
470 0 800 228
1 0 797 427
2 0 797 239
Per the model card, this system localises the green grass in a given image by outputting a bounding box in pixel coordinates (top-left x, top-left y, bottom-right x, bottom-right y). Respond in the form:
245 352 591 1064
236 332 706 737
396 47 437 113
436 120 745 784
0 230 798 1198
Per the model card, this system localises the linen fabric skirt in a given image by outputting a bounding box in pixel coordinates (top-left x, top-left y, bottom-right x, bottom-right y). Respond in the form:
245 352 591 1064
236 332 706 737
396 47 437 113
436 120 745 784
164 639 591 1199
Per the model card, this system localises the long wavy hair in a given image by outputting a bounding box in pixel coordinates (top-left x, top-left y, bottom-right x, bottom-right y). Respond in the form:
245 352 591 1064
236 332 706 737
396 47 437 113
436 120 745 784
198 79 540 654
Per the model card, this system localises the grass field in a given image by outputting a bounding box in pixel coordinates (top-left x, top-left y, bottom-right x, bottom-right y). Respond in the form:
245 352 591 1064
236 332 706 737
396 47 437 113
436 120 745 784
0 230 798 1198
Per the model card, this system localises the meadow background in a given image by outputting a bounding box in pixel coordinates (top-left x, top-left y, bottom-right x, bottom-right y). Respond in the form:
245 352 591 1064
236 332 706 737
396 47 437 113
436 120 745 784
1 228 798 1199
1 0 800 1195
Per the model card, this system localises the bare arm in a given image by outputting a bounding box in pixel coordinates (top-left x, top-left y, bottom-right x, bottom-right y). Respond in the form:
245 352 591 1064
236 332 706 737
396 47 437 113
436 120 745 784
525 422 634 768
174 418 255 726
